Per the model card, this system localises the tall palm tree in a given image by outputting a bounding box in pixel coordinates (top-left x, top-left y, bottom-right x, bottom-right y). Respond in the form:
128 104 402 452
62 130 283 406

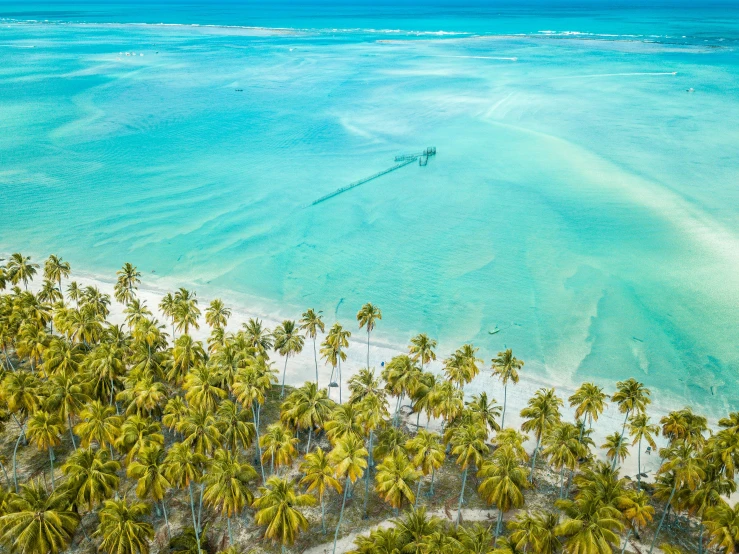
357 302 382 369
173 288 201 335
300 309 325 384
164 442 207 550
409 333 437 371
115 263 141 305
321 322 350 403
205 298 231 329
451 422 489 525
393 506 443 554
619 490 654 554
61 447 120 512
282 381 333 454
217 400 256 453
300 447 342 534
242 318 273 357
375 451 419 514
508 510 560 554
467 392 502 436
95 497 154 554
478 444 530 536
705 501 739 554
43 255 71 291
0 479 79 554
203 448 258 545
649 441 706 554
253 476 316 553
74 400 122 457
116 415 165 465
689 465 736 554
169 334 206 386
6 253 38 290
180 406 222 456
406 430 445 500
383 354 420 426
329 434 368 554
602 432 629 468
159 293 177 337
491 349 524 429
542 422 587 498
555 497 624 554
628 413 659 490
273 319 305 398
611 378 651 471
127 446 172 539
184 364 227 413
45 372 89 451
27 411 64 490
520 388 562 482
568 382 608 437
444 346 480 393
260 423 298 475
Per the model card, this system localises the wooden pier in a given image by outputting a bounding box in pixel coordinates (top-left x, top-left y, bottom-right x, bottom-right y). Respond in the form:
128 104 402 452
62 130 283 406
309 147 436 207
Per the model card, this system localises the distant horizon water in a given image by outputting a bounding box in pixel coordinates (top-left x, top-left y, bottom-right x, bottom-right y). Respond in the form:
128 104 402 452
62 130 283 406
1 2 738 413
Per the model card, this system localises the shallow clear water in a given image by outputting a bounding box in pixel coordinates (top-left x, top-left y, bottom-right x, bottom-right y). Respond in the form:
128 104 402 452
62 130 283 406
1 2 738 411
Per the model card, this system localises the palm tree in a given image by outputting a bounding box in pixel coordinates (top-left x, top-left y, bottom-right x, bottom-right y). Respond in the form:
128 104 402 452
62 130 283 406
689 465 736 554
282 381 333 454
0 479 79 554
43 255 71 291
568 382 608 438
628 413 659 490
555 497 624 554
444 346 480 392
520 388 562 482
394 506 443 554
602 432 629 468
649 441 706 553
174 288 201 335
543 422 587 498
180 406 223 457
491 349 524 428
46 372 90 450
217 400 256 453
467 392 502 436
322 322 350 403
253 476 316 553
406 430 445 500
260 423 298 475
95 497 154 554
383 354 420 426
127 446 172 539
184 364 227 413
123 298 152 329
115 263 141 305
705 501 739 554
159 293 177 337
169 334 206 386
74 400 122 456
300 309 325 384
478 445 530 536
273 319 305 397
203 449 258 545
116 415 165 465
611 378 651 471
38 279 63 306
165 442 207 550
242 318 273 357
451 422 489 525
409 333 437 371
61 447 120 512
26 411 64 490
619 490 654 554
205 298 231 329
66 281 82 308
508 510 560 554
356 391 388 517
357 302 382 368
6 253 38 290
329 434 368 554
300 447 342 534
375 451 419 513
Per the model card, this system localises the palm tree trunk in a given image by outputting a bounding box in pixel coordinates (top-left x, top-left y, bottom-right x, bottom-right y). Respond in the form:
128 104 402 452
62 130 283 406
363 434 374 519
313 337 319 384
333 477 351 554
281 355 289 398
321 496 327 534
338 356 342 404
529 436 541 483
306 427 313 455
49 447 55 490
188 482 201 549
366 329 370 368
501 383 508 429
456 467 468 527
162 500 171 540
495 510 504 538
620 528 633 554
649 483 677 554
252 404 266 482
68 414 77 450
429 467 436 496
612 410 630 471
227 516 233 545
415 475 423 507
198 482 205 531
559 467 565 498
0 461 10 489
698 520 704 554
637 436 642 490
12 423 24 492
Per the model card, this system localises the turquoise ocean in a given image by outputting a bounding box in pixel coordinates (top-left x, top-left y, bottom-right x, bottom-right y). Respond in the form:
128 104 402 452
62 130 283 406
1 1 738 411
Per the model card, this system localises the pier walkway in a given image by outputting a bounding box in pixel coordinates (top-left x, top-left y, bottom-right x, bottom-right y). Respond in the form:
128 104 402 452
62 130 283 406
309 147 436 207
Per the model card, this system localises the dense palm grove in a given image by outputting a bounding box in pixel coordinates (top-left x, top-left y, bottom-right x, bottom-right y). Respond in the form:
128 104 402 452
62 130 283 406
0 253 737 554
